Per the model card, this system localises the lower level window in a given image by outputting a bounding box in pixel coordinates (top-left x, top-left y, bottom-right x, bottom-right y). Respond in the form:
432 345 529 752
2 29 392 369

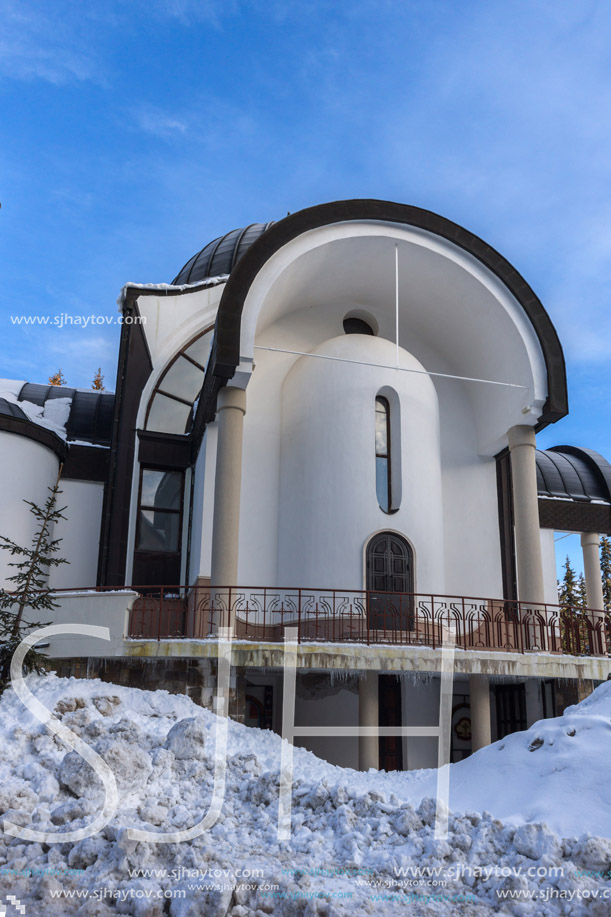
137 469 183 552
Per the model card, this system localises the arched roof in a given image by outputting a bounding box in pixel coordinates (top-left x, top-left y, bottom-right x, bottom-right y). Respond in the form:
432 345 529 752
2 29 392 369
172 222 276 285
18 383 115 446
0 398 28 421
536 446 611 503
204 200 567 429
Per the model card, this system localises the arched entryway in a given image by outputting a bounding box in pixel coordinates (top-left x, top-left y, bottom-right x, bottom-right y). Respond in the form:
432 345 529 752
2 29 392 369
365 532 414 771
366 531 414 631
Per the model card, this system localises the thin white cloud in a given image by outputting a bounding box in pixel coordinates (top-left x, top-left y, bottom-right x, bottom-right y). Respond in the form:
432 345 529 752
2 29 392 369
0 1 106 85
133 106 189 139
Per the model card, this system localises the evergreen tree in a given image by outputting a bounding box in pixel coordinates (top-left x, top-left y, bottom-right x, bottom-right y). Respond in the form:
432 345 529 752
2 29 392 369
558 556 580 610
577 572 587 610
0 470 68 691
600 535 611 611
49 369 67 386
91 368 105 391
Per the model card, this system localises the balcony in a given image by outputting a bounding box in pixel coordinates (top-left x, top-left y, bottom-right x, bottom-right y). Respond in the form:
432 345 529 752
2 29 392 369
126 585 610 657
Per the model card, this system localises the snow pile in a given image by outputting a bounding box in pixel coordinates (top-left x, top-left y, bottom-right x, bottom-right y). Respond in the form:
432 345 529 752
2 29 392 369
415 681 611 838
0 676 610 916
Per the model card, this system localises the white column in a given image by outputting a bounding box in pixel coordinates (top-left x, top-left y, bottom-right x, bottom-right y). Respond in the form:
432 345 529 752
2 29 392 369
508 425 545 605
210 386 247 588
469 674 491 752
358 672 379 770
580 532 607 654
581 533 604 609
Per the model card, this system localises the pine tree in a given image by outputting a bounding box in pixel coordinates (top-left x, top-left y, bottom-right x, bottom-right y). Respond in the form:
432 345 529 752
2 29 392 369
577 572 587 610
558 556 580 610
600 535 611 611
0 469 68 691
49 369 67 386
91 368 105 391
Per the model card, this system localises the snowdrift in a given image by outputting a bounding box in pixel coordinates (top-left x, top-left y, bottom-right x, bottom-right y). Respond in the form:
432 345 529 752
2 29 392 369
0 675 610 916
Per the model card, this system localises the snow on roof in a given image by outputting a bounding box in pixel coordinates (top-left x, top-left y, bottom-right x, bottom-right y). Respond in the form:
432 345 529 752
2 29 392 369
0 379 69 439
116 275 229 310
0 380 114 444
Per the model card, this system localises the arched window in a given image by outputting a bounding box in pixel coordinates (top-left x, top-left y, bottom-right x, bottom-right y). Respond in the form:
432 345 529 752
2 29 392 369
375 396 391 513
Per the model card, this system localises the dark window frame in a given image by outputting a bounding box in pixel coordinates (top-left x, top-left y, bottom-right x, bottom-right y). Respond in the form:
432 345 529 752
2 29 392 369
143 325 214 433
135 467 185 555
376 395 392 514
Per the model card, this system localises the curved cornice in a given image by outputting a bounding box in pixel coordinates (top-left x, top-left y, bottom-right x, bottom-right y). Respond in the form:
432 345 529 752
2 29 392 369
0 412 67 460
210 199 568 429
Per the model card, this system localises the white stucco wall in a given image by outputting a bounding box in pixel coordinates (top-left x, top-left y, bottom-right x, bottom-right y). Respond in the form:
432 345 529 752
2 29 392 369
436 376 504 599
272 335 444 592
0 433 60 587
49 479 104 589
23 590 137 658
231 307 514 600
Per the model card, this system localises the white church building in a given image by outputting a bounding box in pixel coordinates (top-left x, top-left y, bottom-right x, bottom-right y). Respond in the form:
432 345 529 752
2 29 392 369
1 199 610 771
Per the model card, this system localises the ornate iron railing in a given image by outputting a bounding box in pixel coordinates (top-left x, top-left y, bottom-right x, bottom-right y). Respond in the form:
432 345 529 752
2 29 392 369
125 584 611 656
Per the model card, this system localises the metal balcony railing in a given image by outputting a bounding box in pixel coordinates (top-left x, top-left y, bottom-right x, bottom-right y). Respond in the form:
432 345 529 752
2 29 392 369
124 584 611 657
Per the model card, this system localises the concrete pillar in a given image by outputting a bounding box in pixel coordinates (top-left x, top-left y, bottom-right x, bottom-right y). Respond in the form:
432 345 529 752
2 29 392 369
508 425 545 606
581 533 604 609
210 386 247 588
580 533 607 654
469 674 491 752
358 672 379 770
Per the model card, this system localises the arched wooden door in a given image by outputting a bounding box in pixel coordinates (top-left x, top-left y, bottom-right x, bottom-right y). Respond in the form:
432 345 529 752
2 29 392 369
366 532 414 631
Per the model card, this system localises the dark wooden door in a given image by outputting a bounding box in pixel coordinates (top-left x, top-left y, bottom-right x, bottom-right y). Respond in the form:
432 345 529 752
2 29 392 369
366 532 414 630
379 674 403 770
495 684 526 740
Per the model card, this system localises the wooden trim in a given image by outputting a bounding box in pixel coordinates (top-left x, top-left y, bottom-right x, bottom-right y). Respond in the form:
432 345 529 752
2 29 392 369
137 430 191 469
97 298 153 588
63 444 109 482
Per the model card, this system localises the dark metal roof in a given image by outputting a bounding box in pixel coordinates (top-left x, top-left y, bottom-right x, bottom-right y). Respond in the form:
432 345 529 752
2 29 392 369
536 446 611 504
18 383 115 446
0 398 28 421
172 222 276 285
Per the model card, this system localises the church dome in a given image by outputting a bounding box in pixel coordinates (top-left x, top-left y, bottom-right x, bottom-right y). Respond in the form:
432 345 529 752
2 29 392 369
172 221 275 285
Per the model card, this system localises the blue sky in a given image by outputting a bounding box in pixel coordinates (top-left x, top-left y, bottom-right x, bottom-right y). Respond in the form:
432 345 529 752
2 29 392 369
1 0 610 574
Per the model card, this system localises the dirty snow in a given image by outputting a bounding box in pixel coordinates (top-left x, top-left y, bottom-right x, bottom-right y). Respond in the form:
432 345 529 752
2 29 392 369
0 675 610 915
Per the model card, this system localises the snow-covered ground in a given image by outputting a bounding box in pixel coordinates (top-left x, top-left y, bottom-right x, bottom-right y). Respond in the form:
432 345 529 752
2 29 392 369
1 675 611 916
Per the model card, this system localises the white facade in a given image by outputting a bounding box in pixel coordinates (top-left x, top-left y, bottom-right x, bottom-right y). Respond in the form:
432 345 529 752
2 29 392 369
1 200 609 772
0 432 60 585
